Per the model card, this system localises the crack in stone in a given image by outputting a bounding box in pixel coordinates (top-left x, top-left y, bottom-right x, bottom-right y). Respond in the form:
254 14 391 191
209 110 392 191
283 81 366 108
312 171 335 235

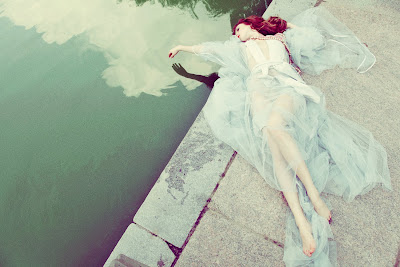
394 244 400 267
180 191 189 205
166 188 178 200
170 151 238 266
314 0 325 7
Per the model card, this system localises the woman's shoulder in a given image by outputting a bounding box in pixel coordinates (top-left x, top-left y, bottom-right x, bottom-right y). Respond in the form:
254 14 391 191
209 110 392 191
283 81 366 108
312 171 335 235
265 32 287 43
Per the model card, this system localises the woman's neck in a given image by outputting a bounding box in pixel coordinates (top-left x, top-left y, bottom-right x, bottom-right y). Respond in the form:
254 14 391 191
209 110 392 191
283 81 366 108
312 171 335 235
250 31 265 39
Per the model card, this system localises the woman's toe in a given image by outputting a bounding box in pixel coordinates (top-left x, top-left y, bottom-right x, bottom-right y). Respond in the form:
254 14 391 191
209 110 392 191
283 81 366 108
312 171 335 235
304 249 311 257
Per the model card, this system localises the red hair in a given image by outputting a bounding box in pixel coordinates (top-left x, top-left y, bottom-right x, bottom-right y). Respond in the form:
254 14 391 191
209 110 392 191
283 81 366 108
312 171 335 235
232 15 287 36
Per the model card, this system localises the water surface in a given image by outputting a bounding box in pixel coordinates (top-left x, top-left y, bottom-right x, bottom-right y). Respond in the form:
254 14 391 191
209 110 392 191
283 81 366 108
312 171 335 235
0 0 268 265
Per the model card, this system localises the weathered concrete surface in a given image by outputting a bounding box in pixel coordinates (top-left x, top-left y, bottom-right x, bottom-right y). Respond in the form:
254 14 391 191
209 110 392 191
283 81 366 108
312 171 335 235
133 111 234 248
175 209 285 267
108 254 150 267
262 0 317 20
103 223 175 267
208 154 287 244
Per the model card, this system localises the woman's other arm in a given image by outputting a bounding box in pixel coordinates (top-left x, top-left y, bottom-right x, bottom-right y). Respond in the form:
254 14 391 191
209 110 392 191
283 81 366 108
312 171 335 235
287 22 298 29
168 45 203 58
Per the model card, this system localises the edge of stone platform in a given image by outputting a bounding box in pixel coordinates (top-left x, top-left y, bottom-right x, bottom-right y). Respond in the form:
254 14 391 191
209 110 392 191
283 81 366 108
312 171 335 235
103 109 237 267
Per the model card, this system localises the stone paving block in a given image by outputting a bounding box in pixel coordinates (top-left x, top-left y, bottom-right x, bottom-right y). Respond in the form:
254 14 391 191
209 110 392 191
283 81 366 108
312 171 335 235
175 209 285 267
133 111 234 248
103 223 175 267
262 0 318 20
108 254 150 267
208 154 287 244
327 190 399 267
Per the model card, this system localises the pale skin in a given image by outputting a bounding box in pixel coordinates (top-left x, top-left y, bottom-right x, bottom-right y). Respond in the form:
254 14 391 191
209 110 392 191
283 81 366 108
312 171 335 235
168 21 331 257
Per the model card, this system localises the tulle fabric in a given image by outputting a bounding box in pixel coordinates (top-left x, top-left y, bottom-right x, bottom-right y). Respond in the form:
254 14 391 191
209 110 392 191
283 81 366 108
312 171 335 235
194 6 391 266
285 7 376 75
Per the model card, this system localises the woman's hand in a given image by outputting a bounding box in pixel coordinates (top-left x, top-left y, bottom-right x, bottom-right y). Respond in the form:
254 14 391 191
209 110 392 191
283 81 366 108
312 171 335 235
168 45 200 57
168 45 181 58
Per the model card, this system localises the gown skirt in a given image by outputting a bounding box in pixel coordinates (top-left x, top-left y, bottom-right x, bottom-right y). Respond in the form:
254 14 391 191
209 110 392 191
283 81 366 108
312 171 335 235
194 6 392 266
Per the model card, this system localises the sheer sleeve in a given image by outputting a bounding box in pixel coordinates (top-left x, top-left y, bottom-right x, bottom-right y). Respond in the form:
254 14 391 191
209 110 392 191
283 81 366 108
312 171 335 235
192 36 251 152
193 36 250 78
284 7 376 75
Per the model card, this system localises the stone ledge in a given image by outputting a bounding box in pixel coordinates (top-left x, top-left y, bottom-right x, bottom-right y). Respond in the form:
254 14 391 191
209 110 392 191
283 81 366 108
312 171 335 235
103 223 175 267
262 0 317 20
133 111 234 248
175 209 285 267
208 153 287 244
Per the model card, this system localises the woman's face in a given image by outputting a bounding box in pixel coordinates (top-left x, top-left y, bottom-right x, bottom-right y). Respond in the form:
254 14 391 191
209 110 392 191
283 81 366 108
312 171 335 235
235 23 254 42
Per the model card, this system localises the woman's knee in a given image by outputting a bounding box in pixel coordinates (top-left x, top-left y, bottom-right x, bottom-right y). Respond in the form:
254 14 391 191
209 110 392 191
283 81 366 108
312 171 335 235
262 113 286 138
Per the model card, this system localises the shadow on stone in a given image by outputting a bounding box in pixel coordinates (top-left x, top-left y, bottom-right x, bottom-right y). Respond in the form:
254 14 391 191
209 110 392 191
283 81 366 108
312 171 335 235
108 254 151 267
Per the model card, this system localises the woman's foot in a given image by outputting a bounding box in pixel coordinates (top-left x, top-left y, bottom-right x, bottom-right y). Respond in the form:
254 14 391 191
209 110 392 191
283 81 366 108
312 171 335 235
309 192 332 222
297 219 316 257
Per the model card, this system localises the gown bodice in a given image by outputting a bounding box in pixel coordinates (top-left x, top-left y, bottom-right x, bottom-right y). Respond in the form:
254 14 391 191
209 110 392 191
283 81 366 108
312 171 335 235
242 37 322 102
244 39 289 72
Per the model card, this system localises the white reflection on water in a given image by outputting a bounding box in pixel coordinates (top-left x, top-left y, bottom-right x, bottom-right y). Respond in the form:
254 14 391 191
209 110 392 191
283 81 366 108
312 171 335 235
0 0 230 96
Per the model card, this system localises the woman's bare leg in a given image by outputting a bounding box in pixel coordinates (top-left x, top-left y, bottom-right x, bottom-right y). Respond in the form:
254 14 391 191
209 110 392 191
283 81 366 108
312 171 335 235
264 95 331 221
266 130 316 257
284 191 316 257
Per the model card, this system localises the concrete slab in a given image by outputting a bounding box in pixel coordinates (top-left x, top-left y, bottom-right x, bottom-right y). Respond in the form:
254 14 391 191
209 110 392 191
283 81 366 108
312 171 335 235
327 192 399 266
133 111 234 248
103 223 175 267
175 209 285 267
262 0 318 20
108 254 150 267
208 154 287 244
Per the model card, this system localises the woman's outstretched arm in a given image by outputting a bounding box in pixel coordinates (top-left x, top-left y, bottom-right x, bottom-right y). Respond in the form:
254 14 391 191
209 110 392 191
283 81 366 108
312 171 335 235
168 45 203 58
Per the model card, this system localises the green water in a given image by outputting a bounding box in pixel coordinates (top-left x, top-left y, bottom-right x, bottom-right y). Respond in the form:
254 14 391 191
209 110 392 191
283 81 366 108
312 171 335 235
0 17 210 266
0 0 268 266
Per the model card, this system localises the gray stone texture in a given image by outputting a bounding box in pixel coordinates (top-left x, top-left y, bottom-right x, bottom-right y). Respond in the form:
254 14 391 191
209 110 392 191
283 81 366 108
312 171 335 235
133 112 234 248
108 254 150 267
208 154 287 244
263 0 318 20
175 209 285 267
103 223 175 267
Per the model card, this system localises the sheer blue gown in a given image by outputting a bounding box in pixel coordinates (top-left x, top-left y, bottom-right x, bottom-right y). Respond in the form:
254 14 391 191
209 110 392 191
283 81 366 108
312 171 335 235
193 7 392 266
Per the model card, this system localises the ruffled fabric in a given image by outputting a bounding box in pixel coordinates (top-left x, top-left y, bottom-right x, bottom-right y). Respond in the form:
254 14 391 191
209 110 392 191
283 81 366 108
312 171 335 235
194 6 391 266
285 7 376 75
